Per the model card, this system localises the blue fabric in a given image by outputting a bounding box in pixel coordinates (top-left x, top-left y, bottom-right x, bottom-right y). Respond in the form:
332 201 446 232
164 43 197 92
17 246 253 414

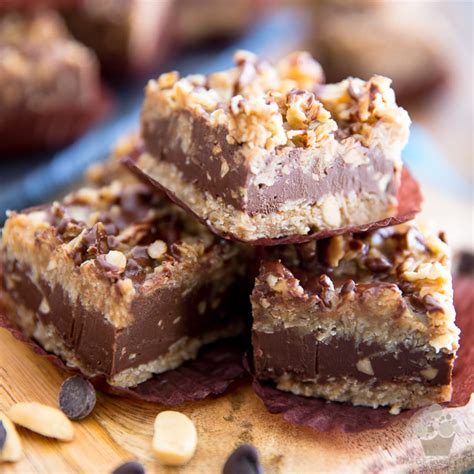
402 124 471 201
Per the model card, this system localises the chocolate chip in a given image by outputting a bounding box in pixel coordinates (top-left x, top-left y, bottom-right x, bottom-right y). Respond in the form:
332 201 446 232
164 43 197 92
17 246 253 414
112 461 146 474
456 251 474 276
223 444 264 474
340 279 356 295
59 376 96 421
84 223 110 255
124 259 146 285
408 295 426 312
57 218 85 241
364 256 392 273
348 238 365 252
297 241 317 261
438 231 447 243
0 420 6 451
422 295 443 313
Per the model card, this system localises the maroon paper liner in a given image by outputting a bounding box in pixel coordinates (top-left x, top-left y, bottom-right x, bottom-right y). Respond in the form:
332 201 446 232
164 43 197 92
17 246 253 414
0 0 79 10
0 310 246 405
0 85 113 155
123 152 422 246
249 277 473 432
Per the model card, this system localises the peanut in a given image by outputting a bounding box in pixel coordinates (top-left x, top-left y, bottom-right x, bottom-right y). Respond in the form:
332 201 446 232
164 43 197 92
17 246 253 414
152 411 197 466
147 240 168 260
8 402 74 441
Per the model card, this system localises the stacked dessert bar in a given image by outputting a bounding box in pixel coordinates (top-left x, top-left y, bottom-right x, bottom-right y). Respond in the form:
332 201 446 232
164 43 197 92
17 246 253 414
0 10 106 153
1 138 250 387
0 51 459 414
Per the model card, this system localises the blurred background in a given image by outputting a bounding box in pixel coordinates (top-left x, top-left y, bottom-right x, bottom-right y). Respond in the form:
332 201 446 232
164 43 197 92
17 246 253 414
0 0 472 255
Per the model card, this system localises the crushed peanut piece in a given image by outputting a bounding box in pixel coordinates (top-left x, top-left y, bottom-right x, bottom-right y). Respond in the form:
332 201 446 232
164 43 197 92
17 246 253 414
152 411 197 466
356 358 374 376
277 51 325 90
147 240 168 260
321 195 342 227
8 402 74 441
420 367 439 381
104 250 127 272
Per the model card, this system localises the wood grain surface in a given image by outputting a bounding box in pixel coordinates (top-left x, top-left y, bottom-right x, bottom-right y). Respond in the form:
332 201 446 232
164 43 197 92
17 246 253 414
1 326 474 474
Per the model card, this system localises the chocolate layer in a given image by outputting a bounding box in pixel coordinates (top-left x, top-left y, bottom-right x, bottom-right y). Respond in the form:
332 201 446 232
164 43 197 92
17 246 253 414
142 111 396 216
125 156 421 245
3 259 245 378
253 327 453 386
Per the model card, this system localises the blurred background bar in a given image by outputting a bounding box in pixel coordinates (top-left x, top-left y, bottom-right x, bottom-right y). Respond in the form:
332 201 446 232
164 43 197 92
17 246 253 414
0 0 472 229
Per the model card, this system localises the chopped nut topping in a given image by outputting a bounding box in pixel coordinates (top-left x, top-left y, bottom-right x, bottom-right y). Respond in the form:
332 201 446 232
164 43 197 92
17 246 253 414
19 180 221 288
147 50 337 151
147 240 168 260
316 75 410 146
277 51 325 90
340 279 356 297
157 71 180 89
104 250 127 272
266 274 279 289
220 158 230 178
227 94 287 149
146 50 409 153
75 187 99 205
260 222 458 353
26 210 48 224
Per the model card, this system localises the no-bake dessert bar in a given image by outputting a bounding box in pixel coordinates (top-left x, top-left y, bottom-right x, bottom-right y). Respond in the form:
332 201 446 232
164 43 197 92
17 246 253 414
135 50 410 242
252 223 459 413
61 0 172 77
308 1 451 104
0 10 106 153
175 0 271 46
0 173 247 388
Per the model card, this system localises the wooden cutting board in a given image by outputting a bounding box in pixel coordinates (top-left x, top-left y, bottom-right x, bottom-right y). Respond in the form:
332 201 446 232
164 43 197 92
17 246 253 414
1 326 473 474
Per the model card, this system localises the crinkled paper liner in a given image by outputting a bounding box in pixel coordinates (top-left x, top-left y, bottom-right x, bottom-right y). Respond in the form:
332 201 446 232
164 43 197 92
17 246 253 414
0 309 247 405
249 277 474 432
0 86 112 155
124 151 422 246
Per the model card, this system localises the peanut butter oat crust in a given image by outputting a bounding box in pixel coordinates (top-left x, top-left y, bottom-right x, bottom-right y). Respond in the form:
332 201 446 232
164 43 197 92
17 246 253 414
252 222 459 413
139 50 411 242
